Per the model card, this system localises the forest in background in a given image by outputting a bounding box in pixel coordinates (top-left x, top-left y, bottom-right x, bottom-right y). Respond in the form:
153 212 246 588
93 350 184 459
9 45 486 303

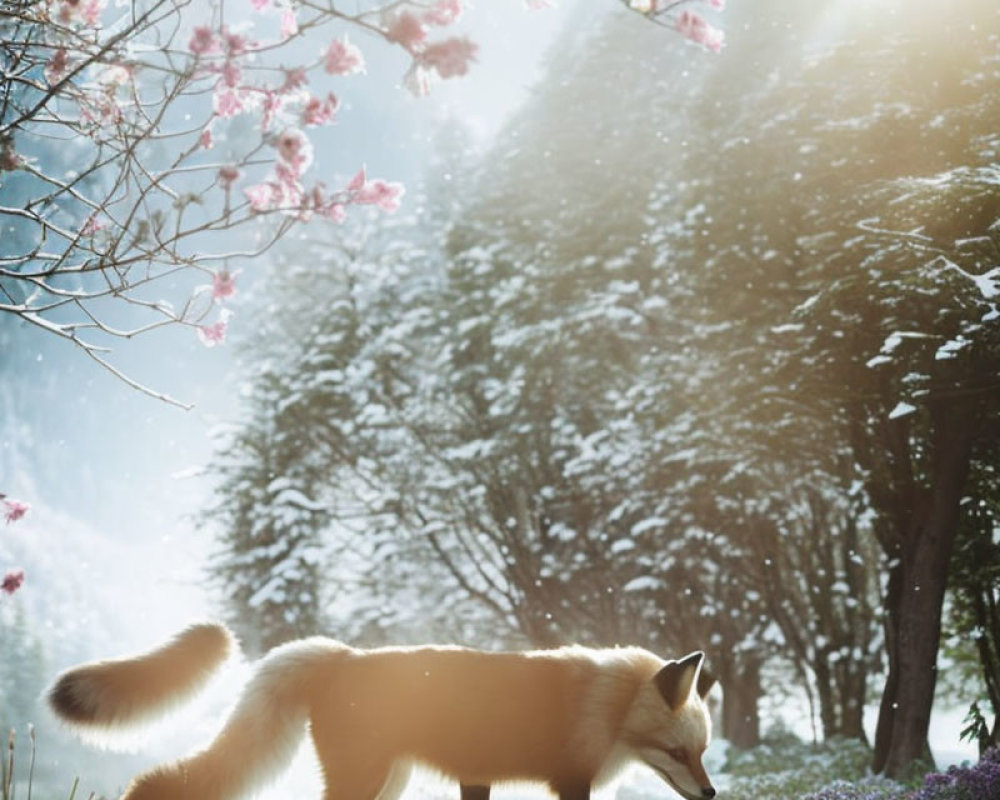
202 0 1000 779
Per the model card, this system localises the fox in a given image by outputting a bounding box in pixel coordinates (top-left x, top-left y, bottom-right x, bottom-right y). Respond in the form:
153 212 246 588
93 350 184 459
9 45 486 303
47 623 718 800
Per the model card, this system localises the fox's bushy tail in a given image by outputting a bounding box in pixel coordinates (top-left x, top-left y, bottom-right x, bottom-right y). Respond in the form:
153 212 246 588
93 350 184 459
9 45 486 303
49 625 344 800
48 622 235 729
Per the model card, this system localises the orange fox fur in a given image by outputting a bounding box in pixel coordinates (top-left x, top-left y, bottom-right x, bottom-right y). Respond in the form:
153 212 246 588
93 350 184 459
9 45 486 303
48 623 717 800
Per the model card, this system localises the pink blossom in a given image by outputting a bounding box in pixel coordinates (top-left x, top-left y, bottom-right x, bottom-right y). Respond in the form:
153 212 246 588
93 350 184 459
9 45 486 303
77 92 120 129
245 182 281 212
99 63 132 86
223 30 251 56
57 0 106 25
189 26 220 56
82 0 103 25
251 0 272 9
0 143 24 172
247 168 307 219
424 0 463 26
675 10 724 52
56 0 77 24
324 36 365 75
217 165 241 189
347 166 367 191
214 87 247 117
273 167 305 210
323 202 347 222
274 158 303 188
45 47 70 85
80 214 106 236
260 90 284 131
219 61 242 88
302 93 339 127
212 270 238 299
197 309 232 347
705 0 725 8
200 127 215 149
384 11 427 50
369 181 405 212
275 127 313 174
306 184 345 222
420 37 477 79
1 569 24 596
350 171 405 212
281 67 309 93
3 499 29 524
281 7 299 40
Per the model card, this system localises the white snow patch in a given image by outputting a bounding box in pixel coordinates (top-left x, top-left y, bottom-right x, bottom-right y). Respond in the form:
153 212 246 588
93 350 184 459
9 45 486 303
623 575 663 593
888 402 917 420
630 517 668 537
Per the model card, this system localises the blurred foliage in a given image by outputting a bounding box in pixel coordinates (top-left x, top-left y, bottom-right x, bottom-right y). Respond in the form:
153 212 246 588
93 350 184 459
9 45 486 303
722 735 905 800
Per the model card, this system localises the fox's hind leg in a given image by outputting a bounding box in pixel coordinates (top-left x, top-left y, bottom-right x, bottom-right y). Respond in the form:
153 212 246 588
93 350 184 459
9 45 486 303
376 761 413 800
312 722 395 800
552 779 590 800
318 754 392 800
461 784 490 800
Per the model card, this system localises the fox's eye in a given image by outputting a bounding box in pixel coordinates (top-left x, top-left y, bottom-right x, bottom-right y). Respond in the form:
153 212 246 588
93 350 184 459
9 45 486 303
666 748 686 763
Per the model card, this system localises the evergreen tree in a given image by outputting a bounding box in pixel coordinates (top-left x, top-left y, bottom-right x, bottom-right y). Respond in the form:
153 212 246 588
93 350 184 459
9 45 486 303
631 0 1000 772
0 600 44 735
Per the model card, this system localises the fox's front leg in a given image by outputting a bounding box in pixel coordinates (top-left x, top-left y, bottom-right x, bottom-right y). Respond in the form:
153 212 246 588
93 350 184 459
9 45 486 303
553 780 590 800
460 784 489 800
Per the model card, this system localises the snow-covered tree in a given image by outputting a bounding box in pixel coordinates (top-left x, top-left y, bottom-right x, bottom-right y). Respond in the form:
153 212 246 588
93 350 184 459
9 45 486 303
202 1 1000 776
630 0 1000 774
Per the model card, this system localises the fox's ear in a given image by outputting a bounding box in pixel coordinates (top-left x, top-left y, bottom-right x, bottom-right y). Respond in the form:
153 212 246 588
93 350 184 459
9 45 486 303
654 651 704 710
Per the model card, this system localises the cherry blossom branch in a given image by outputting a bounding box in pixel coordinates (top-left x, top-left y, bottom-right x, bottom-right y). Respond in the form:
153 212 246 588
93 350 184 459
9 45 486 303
622 0 726 51
0 0 722 406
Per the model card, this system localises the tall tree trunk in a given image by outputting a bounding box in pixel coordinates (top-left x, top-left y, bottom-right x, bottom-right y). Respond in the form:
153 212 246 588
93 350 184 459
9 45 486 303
838 659 869 742
838 511 875 743
872 409 977 776
872 523 947 775
814 653 838 740
872 562 901 772
720 655 761 749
